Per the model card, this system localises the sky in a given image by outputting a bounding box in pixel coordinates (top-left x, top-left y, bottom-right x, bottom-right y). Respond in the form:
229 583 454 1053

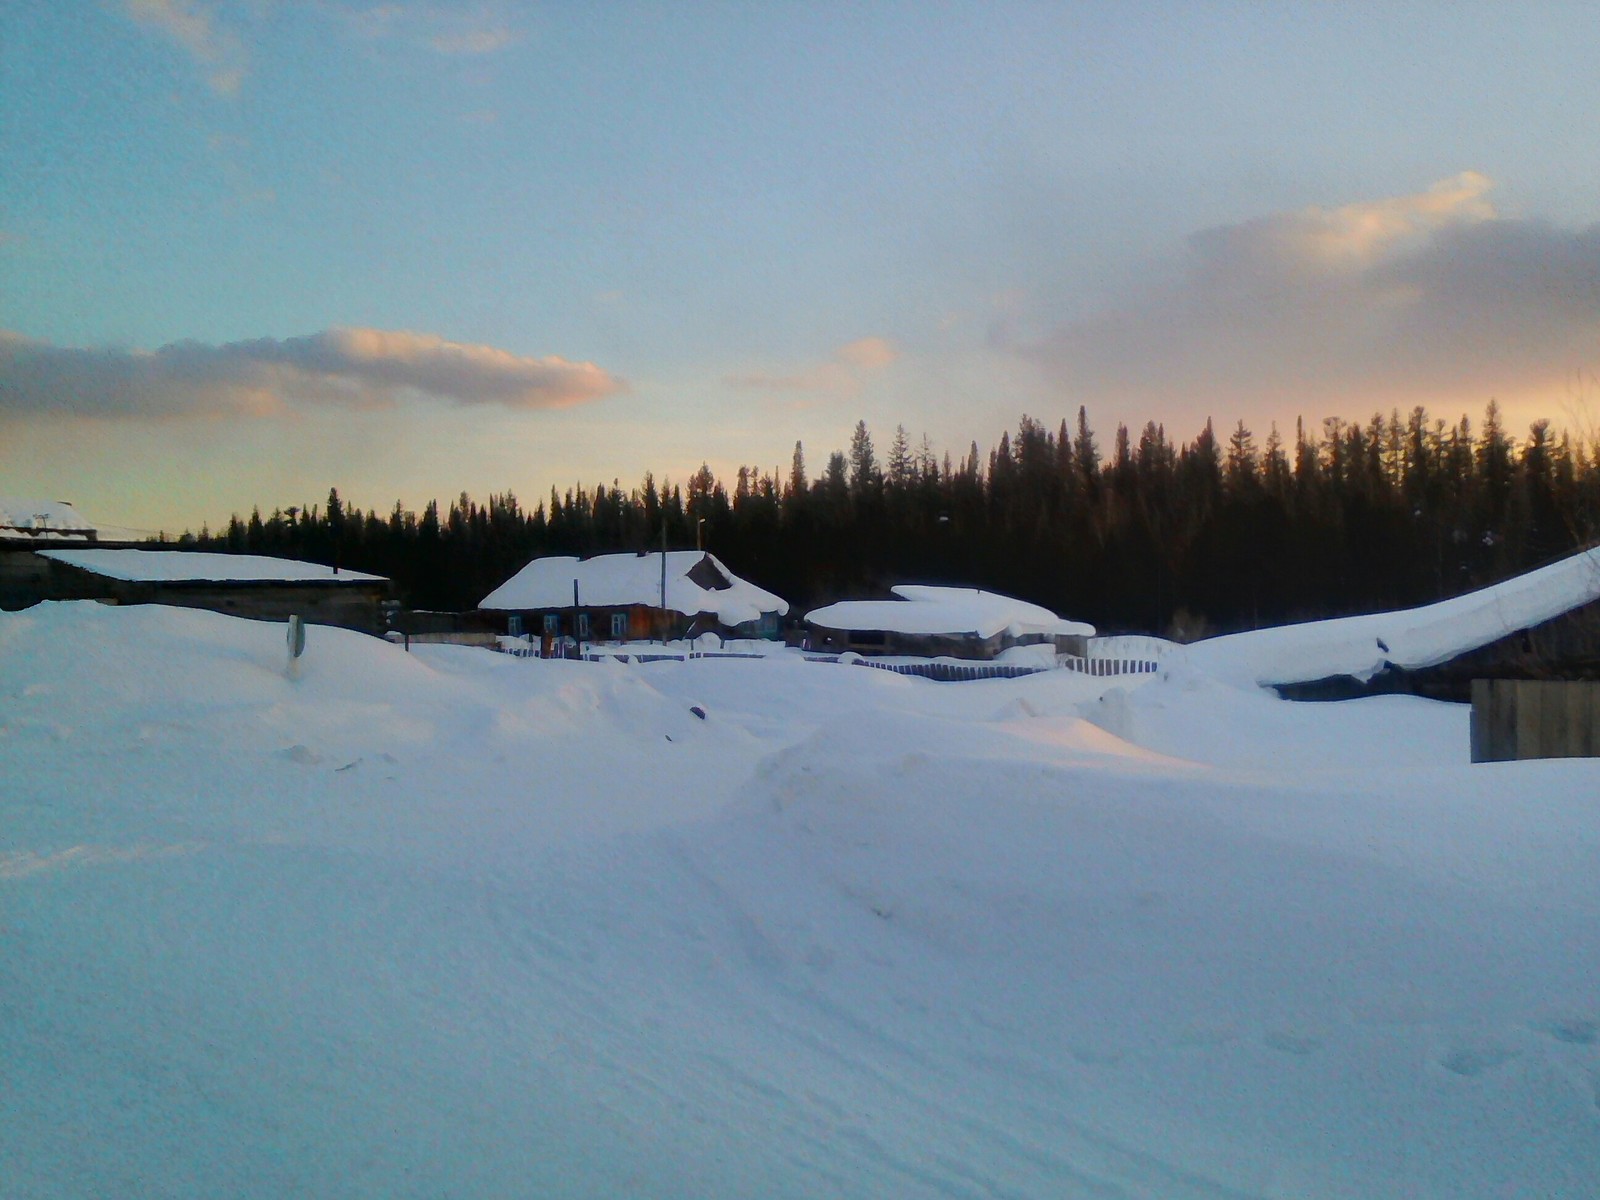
3 1 1600 534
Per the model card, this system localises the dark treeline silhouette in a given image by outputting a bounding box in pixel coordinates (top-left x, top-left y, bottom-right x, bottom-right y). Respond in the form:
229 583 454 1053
176 401 1600 637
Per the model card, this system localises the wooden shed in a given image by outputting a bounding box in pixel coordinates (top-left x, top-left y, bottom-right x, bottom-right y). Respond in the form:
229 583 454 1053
23 548 393 634
804 586 1094 661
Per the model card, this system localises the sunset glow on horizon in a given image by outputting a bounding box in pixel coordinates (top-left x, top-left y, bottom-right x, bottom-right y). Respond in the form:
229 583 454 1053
4 2 1598 532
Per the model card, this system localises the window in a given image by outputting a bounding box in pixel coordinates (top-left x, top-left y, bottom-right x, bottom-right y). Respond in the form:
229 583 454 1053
543 613 559 635
577 613 590 639
507 614 523 636
611 612 628 639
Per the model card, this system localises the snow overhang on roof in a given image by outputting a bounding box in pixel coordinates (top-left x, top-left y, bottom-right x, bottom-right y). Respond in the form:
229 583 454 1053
39 549 388 585
1187 544 1600 688
805 585 1094 641
478 551 789 626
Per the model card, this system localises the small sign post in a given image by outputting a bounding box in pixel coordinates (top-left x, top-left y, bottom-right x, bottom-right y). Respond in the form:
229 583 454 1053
287 614 306 679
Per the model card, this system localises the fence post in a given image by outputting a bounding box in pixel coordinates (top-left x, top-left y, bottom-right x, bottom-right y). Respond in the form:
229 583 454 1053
1469 679 1492 762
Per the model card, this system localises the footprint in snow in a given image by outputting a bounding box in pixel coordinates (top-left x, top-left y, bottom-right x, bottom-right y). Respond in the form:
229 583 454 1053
1068 1043 1124 1066
1440 1045 1521 1077
1264 1030 1323 1056
1531 1016 1598 1046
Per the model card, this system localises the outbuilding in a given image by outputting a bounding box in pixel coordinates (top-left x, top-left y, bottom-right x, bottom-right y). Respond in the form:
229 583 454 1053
1186 542 1600 699
26 548 393 634
804 585 1094 660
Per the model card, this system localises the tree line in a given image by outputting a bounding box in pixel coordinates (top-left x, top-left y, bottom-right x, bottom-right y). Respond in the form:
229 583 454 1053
176 401 1600 638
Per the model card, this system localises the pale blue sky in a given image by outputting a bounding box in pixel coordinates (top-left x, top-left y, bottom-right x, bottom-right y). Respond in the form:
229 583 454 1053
3 2 1599 531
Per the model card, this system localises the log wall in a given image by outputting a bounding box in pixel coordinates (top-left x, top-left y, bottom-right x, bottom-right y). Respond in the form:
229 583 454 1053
1470 679 1600 762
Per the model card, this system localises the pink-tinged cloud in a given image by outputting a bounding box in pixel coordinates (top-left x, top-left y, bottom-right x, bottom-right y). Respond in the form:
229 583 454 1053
430 26 515 55
724 336 899 394
1023 173 1600 416
836 336 899 370
0 328 624 421
341 5 518 56
122 0 246 95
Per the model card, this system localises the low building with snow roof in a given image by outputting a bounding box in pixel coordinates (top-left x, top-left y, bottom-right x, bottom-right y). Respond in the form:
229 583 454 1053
804 585 1094 661
2 498 99 610
478 550 789 646
13 548 394 633
1187 541 1600 699
0 498 100 543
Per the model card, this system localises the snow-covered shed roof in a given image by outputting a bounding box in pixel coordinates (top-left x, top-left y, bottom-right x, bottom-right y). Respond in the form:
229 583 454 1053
40 549 387 584
478 551 789 625
0 498 96 541
805 585 1094 641
1187 544 1600 688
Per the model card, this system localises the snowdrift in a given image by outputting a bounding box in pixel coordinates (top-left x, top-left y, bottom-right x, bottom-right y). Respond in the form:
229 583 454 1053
4 602 1598 1198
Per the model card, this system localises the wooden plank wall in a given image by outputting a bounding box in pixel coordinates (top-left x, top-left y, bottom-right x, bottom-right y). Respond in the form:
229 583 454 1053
1470 679 1600 762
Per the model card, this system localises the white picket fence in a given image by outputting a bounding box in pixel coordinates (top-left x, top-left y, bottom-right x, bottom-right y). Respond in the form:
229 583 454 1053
1061 635 1185 678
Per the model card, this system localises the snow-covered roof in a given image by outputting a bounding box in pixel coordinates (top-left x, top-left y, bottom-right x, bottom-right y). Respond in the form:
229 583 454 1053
479 551 789 625
805 585 1095 641
1187 544 1600 688
40 549 387 584
0 498 96 540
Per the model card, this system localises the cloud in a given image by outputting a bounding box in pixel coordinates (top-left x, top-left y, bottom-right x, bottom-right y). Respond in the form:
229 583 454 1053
836 336 899 370
0 328 624 422
1024 173 1600 418
430 25 515 55
340 4 518 56
725 336 899 395
123 0 246 95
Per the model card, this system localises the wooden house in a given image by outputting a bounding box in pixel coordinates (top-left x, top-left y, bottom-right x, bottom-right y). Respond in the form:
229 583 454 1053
478 550 788 646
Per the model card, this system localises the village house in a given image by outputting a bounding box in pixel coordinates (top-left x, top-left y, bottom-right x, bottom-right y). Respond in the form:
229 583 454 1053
804 585 1094 661
478 550 789 647
12 547 394 634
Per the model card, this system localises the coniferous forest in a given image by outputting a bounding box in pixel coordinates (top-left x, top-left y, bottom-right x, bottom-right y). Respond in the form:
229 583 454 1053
177 401 1600 639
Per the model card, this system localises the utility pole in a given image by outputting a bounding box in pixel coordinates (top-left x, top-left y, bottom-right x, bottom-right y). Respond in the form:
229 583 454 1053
660 521 668 644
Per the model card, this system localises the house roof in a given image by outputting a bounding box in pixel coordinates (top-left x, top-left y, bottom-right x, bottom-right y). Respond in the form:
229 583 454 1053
805 585 1094 641
478 551 789 625
1187 543 1600 687
0 498 96 541
40 549 387 585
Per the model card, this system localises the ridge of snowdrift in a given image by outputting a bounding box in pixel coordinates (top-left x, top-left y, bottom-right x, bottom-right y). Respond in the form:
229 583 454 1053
3 602 1598 1199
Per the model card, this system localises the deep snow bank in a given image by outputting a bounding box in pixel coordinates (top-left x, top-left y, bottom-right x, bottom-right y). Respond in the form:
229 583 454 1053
3 603 1598 1199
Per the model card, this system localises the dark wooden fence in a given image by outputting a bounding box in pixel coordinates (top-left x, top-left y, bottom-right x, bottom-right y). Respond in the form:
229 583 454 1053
848 659 1048 682
1470 679 1600 762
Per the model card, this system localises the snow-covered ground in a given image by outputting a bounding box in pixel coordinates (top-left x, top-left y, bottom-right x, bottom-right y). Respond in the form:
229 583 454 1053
3 602 1597 1199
